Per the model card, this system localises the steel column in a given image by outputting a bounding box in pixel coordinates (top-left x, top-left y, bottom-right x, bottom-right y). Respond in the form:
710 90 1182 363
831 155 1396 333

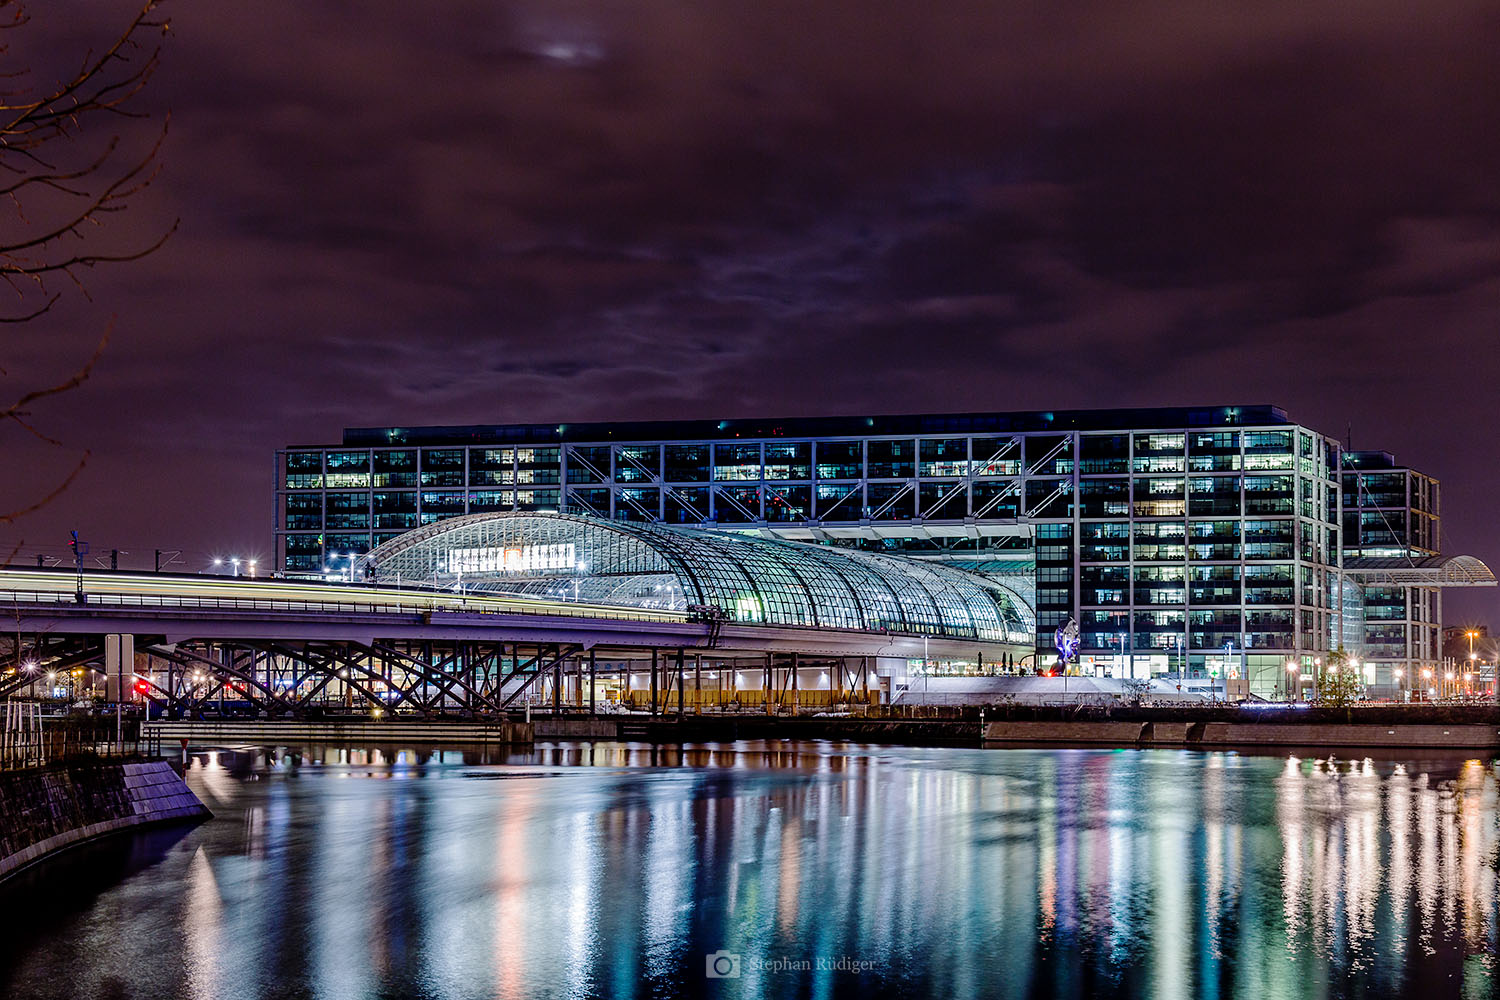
676 647 685 719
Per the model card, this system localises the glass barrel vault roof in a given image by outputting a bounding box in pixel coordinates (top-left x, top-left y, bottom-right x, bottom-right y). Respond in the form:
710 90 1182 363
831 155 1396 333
364 511 1034 641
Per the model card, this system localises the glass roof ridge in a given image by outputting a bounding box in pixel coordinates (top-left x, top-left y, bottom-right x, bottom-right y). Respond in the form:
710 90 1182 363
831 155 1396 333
364 510 1034 641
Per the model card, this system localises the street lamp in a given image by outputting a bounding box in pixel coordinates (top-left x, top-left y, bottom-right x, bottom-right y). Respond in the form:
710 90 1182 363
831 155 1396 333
230 557 241 577
1393 667 1404 703
1285 660 1299 702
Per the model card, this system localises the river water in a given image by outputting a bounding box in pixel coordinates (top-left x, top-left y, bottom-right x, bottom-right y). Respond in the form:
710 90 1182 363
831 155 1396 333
0 742 1496 1000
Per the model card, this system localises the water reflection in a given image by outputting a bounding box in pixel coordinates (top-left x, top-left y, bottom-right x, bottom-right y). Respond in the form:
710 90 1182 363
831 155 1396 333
0 744 1496 999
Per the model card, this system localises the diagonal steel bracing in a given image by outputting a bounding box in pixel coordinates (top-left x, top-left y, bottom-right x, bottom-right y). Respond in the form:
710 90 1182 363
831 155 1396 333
499 643 584 708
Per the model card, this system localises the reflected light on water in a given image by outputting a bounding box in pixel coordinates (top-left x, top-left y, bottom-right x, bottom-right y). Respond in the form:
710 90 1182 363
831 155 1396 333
0 743 1497 1000
182 847 223 1000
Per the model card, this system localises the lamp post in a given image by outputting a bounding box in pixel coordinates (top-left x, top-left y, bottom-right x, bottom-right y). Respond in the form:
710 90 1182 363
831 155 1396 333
1285 659 1298 702
923 633 932 701
1220 640 1235 702
1393 667 1404 703
1421 667 1433 702
1466 630 1478 701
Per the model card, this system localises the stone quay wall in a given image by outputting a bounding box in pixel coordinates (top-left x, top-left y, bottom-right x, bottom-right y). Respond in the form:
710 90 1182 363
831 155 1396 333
145 719 533 746
982 720 1500 749
0 759 209 881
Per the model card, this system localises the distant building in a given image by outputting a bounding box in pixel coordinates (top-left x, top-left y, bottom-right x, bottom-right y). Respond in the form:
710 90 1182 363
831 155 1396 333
1441 624 1496 665
274 404 1495 695
1340 451 1443 672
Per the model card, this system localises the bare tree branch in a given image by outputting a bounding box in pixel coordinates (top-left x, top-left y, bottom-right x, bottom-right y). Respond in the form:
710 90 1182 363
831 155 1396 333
0 2 172 531
0 2 176 321
0 452 86 524
1 321 108 425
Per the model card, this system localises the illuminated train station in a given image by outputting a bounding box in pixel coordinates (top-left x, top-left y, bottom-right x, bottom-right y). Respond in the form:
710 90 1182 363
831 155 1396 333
366 511 1034 641
278 405 1495 697
0 512 1034 714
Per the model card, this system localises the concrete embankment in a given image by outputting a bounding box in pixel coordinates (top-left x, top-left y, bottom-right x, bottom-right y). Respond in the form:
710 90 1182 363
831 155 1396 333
0 759 209 881
556 711 1500 749
145 719 534 746
144 711 1500 751
982 720 1500 749
537 715 984 744
535 719 620 739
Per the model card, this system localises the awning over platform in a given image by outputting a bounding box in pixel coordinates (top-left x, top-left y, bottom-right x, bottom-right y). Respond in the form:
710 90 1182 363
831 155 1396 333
1342 554 1496 587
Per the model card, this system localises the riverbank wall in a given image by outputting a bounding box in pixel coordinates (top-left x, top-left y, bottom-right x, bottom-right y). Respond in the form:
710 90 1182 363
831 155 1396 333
588 714 1500 749
0 759 209 881
981 720 1500 748
142 707 1500 751
557 707 1500 749
145 719 534 746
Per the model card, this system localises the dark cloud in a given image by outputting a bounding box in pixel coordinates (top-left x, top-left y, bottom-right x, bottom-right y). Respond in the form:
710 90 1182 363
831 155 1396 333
2 0 1498 615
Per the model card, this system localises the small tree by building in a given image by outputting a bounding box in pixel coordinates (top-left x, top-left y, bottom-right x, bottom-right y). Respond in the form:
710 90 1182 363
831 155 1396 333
1314 650 1364 708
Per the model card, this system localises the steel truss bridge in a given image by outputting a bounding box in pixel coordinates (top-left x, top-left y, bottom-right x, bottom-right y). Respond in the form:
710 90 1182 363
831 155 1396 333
0 569 1025 718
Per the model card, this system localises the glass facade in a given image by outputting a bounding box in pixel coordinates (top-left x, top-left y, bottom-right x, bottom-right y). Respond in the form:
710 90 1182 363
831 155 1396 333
1339 451 1443 674
276 406 1463 693
366 511 1033 641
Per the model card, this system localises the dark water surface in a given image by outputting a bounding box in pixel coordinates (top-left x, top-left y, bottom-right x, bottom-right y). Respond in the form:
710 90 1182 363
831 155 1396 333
1 742 1497 1000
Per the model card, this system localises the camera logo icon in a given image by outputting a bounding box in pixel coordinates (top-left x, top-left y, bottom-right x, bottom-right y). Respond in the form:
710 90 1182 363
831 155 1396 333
705 951 742 978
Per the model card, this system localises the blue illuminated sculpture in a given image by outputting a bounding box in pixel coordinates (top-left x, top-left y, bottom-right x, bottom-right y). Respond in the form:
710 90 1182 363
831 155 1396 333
1054 617 1080 664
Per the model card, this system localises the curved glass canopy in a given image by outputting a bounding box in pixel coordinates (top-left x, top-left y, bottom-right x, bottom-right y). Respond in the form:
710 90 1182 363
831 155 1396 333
365 511 1034 641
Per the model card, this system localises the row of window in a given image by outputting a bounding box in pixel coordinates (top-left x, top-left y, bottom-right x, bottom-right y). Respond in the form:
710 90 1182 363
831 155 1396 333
283 480 1079 525
1080 542 1299 561
1078 585 1300 605
284 430 1324 489
1077 631 1306 651
283 477 1358 528
1341 471 1438 515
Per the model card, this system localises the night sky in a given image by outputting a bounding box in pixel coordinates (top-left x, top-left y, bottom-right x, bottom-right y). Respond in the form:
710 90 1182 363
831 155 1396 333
2 1 1496 618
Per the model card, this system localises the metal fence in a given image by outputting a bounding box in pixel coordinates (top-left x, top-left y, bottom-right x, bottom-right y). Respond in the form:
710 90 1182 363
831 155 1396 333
0 711 146 771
